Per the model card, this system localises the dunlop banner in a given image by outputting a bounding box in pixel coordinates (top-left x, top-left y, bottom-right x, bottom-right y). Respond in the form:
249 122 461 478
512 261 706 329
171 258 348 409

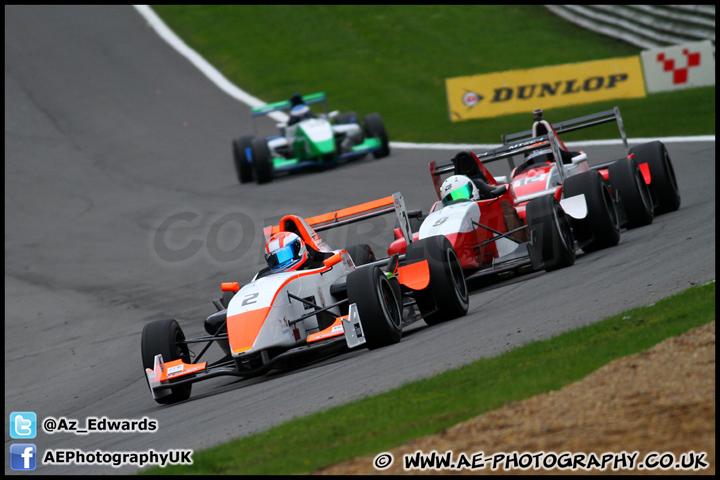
446 56 646 121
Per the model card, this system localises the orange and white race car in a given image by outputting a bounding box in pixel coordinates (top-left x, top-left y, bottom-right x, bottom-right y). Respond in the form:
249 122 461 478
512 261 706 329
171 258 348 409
141 193 468 404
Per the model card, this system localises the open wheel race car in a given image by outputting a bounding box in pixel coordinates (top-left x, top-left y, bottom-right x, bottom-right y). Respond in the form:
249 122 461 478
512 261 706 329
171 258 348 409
486 107 680 255
388 107 680 280
232 92 390 184
141 194 468 404
389 149 550 280
498 107 680 227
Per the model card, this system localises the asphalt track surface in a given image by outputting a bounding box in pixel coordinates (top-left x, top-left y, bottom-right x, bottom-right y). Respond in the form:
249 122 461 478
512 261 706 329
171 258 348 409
4 5 715 475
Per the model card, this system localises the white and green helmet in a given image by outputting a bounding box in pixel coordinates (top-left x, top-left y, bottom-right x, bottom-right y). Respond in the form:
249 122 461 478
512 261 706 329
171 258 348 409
440 175 479 205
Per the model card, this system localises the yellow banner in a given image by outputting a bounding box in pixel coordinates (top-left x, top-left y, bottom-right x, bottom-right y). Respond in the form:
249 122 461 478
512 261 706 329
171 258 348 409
446 56 646 121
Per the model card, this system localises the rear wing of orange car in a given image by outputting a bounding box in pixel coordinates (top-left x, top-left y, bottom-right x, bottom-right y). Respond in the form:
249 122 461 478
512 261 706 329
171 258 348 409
305 193 433 289
263 192 416 250
263 193 430 292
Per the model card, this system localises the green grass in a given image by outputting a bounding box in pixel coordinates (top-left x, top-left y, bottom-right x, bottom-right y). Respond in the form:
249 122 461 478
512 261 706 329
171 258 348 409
151 5 714 144
142 282 715 475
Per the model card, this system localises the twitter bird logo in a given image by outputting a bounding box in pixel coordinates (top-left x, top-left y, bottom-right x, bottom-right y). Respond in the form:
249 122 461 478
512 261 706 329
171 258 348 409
10 412 37 439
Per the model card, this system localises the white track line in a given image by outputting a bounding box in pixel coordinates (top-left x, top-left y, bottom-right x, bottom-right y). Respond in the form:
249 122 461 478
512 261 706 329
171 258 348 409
134 5 715 149
133 5 288 123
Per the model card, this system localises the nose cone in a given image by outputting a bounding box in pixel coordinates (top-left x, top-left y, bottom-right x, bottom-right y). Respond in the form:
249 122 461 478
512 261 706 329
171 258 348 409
226 272 300 356
296 120 335 158
227 307 272 355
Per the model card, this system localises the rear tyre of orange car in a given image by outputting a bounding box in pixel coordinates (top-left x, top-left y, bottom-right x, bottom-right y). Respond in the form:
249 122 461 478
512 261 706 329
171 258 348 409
526 195 575 272
346 265 403 349
629 141 680 215
141 319 192 405
344 244 376 267
251 138 273 184
363 113 390 159
232 135 254 184
608 156 654 229
563 170 620 254
405 235 469 326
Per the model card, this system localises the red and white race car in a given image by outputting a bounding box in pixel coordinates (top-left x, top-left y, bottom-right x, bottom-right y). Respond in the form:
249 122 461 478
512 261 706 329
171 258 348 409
388 150 550 279
496 107 680 230
389 107 680 280
141 193 468 404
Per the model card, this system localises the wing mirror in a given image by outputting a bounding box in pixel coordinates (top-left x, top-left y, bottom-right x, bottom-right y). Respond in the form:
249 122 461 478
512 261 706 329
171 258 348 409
571 152 587 165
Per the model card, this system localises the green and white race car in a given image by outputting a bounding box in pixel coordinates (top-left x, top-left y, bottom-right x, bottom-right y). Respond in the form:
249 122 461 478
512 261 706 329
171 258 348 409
232 92 390 184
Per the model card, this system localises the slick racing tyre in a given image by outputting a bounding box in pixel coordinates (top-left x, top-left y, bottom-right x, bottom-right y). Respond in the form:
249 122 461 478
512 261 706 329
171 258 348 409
141 319 192 405
526 195 575 272
232 135 254 184
251 138 273 184
629 141 680 215
405 235 469 326
608 156 654 229
344 244 376 267
346 265 403 349
563 170 620 253
363 113 390 159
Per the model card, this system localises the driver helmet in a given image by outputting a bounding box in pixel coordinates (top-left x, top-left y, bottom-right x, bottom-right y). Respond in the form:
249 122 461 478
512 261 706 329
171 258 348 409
289 104 312 122
265 232 308 272
440 175 480 205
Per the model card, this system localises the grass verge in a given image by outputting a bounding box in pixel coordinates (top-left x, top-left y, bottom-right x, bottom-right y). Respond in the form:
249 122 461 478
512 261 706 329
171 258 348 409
150 5 714 144
142 282 715 475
